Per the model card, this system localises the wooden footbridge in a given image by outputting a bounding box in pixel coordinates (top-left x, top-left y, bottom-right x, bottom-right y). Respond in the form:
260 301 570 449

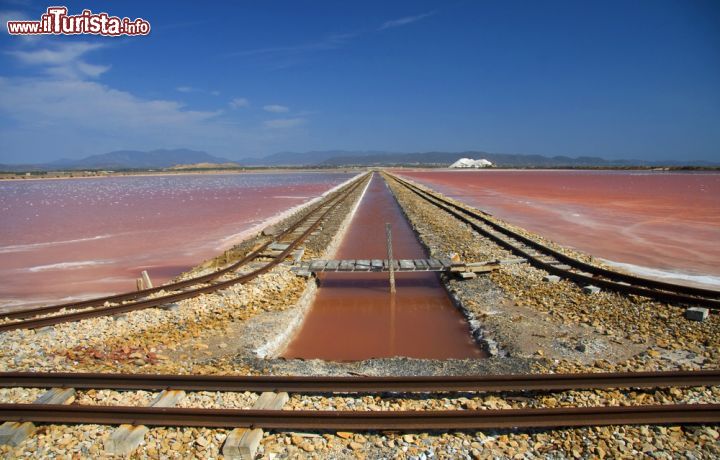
291 257 503 278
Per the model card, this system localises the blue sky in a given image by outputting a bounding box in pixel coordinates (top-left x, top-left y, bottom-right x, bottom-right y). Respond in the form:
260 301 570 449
1 0 719 163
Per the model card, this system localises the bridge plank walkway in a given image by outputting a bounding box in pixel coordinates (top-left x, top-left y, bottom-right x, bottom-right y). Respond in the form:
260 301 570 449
293 258 501 274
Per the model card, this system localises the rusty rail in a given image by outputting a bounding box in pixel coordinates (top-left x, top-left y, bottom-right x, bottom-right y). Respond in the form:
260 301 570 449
0 403 717 430
0 369 717 393
388 173 720 309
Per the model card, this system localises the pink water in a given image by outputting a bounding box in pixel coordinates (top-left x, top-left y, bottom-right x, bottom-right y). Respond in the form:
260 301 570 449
399 170 720 289
282 174 484 360
0 172 353 312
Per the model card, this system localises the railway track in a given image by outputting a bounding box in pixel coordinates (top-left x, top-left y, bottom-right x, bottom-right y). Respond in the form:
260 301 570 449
0 173 717 449
0 370 718 431
1 369 718 393
0 173 370 333
387 173 720 310
1 403 717 431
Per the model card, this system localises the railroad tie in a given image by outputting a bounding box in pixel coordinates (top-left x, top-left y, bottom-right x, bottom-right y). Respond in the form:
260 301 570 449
292 247 305 265
104 389 185 456
223 391 289 460
0 387 75 447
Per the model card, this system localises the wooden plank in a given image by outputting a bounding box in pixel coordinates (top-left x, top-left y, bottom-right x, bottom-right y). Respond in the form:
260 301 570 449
0 388 75 447
325 260 340 271
466 264 500 273
0 422 35 447
269 242 290 251
309 260 327 270
383 259 399 270
427 258 443 270
354 262 371 271
34 387 75 405
141 270 153 289
399 259 415 270
105 390 185 455
292 248 305 264
338 260 355 271
438 258 453 268
223 392 288 460
386 224 396 294
413 259 428 270
498 258 528 265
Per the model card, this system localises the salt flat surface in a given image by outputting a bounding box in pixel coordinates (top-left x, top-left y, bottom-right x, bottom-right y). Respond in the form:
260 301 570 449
399 169 720 289
0 172 353 312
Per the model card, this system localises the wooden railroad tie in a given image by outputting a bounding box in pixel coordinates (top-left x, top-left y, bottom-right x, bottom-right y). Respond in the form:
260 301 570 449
223 391 289 460
0 387 76 447
105 390 186 455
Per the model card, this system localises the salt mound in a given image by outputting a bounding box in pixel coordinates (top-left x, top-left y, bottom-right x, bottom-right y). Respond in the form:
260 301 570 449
449 158 493 168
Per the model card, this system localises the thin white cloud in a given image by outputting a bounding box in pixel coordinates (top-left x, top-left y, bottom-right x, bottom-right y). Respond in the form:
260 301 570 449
230 97 249 108
0 77 220 129
8 42 102 65
264 117 306 129
1 9 29 34
379 11 435 30
234 33 356 57
177 86 221 96
8 42 109 79
49 61 110 79
227 32 359 70
263 104 289 113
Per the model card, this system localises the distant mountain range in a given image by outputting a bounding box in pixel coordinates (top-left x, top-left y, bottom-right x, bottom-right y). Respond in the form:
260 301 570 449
1 149 718 171
0 149 231 171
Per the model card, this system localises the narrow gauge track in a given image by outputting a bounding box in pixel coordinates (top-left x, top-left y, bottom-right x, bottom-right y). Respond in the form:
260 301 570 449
0 369 717 393
0 404 717 431
387 173 720 310
0 173 370 333
0 370 718 430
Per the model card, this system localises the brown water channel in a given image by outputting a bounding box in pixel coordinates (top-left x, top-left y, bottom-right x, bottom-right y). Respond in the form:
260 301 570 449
281 174 485 361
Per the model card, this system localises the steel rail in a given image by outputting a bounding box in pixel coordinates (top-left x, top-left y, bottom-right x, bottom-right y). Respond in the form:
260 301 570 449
0 370 717 393
2 174 368 322
388 173 720 309
0 174 370 333
0 403 717 430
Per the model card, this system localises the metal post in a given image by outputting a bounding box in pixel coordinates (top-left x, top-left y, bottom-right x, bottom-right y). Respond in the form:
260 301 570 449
386 223 396 294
